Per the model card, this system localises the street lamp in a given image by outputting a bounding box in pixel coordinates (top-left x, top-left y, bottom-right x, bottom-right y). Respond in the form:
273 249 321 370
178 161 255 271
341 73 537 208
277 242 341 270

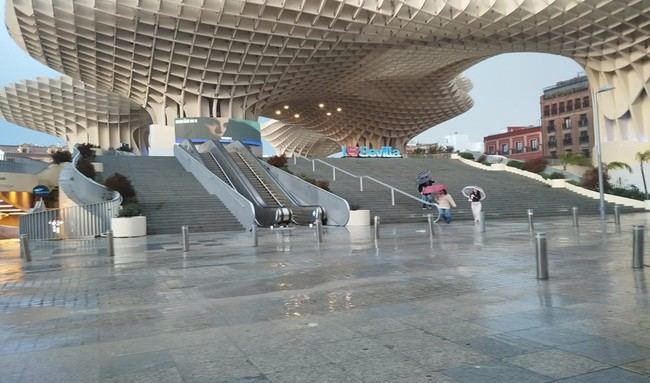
593 84 615 221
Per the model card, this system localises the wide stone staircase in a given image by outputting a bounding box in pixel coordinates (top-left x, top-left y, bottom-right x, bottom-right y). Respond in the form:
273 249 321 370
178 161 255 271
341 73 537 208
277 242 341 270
98 156 244 234
288 157 640 223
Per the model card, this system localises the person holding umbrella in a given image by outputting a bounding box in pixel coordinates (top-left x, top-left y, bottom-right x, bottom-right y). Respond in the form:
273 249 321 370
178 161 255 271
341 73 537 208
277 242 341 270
462 186 486 224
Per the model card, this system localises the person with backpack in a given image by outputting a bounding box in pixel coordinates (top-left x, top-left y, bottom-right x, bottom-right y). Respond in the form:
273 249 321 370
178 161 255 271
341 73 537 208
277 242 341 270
419 180 435 209
436 189 456 223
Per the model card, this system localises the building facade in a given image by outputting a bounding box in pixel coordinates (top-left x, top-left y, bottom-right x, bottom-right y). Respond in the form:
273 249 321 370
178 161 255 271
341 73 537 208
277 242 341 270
484 126 543 161
540 76 593 159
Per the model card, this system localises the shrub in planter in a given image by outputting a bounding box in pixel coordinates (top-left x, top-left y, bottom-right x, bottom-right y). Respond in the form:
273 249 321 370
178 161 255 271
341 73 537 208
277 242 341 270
104 173 137 200
76 158 96 179
521 158 548 173
267 154 288 168
459 152 475 160
116 143 132 152
507 160 524 169
609 186 646 201
348 203 360 211
50 150 72 164
76 143 95 159
548 172 565 179
119 201 142 217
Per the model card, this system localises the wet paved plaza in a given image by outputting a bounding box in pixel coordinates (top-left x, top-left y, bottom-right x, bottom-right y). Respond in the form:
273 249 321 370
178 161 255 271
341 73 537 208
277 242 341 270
1 214 650 382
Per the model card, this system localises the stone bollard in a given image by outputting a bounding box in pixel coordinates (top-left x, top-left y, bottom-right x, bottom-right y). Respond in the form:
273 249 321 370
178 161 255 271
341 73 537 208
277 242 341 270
315 220 323 243
106 230 115 257
19 234 32 262
182 225 190 252
633 225 644 269
535 232 549 280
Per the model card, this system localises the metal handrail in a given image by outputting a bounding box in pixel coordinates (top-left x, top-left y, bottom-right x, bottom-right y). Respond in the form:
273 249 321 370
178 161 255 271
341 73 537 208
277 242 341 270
234 151 284 207
297 155 438 208
59 145 122 206
207 151 235 188
19 200 116 240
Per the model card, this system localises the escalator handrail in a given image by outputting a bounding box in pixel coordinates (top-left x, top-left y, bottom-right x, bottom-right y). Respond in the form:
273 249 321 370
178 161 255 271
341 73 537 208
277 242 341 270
206 151 235 188
233 151 285 208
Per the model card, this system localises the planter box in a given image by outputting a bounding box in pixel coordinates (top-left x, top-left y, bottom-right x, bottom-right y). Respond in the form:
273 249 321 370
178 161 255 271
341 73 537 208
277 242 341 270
347 210 370 226
549 179 567 188
645 200 650 211
112 216 147 237
491 163 506 171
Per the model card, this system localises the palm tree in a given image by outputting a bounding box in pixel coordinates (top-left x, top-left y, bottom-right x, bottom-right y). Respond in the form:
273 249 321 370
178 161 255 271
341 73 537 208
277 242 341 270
606 161 632 173
636 151 650 199
559 153 591 171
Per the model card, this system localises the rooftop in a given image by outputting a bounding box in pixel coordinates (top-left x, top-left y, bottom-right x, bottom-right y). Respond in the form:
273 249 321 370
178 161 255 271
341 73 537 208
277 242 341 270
543 75 589 99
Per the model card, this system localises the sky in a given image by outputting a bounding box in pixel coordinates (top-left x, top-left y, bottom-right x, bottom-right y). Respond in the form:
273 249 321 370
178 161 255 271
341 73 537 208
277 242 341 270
0 0 583 151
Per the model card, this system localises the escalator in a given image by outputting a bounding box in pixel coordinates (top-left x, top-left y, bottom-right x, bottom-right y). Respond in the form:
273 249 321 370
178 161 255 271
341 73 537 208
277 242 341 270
197 140 322 226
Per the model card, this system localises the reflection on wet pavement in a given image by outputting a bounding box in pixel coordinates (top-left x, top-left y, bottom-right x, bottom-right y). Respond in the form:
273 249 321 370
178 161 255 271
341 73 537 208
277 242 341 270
1 214 650 382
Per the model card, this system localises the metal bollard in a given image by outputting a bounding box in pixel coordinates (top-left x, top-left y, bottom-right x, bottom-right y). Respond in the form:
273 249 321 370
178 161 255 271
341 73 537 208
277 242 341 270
572 207 579 228
535 232 549 280
312 159 315 172
252 225 258 247
479 211 486 233
19 234 31 262
374 216 380 240
614 205 621 227
633 225 644 269
527 209 534 232
315 220 323 243
427 214 434 240
359 177 364 192
182 225 190 252
106 230 114 257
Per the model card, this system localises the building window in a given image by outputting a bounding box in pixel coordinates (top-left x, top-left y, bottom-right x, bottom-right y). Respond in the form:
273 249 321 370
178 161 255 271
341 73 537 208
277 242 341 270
563 133 572 146
488 145 495 154
583 96 590 108
559 102 565 113
544 105 550 117
551 104 557 115
547 121 555 133
548 138 557 148
579 131 589 144
563 117 572 130
582 148 590 157
567 100 573 112
501 143 509 155
530 139 539 151
515 141 524 153
575 98 581 109
579 114 588 127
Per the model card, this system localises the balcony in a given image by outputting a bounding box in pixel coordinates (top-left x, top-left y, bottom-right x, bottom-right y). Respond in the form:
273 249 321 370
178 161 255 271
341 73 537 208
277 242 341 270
578 120 589 128
563 139 573 146
579 135 589 144
548 141 557 148
547 126 556 133
563 122 572 130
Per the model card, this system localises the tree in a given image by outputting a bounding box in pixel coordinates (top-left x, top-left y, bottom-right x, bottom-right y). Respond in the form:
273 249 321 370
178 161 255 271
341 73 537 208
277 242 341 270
636 150 650 199
606 161 632 173
558 153 590 171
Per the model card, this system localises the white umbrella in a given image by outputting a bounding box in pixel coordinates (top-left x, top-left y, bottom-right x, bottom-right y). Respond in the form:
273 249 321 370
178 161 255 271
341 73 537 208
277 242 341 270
462 186 486 200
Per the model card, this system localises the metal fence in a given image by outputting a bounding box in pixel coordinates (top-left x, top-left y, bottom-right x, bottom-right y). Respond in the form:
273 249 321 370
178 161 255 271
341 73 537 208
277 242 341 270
19 200 119 240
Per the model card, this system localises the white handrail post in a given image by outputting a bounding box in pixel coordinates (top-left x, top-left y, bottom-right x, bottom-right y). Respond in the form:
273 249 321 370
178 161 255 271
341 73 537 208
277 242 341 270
332 166 336 181
312 159 315 172
359 177 363 192
391 188 395 206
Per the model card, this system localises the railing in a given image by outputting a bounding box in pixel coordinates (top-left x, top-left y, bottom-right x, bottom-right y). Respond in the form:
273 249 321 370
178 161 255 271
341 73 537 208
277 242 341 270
59 145 121 205
20 145 122 240
302 156 439 211
563 139 573 146
264 163 350 226
548 141 557 148
175 142 256 230
579 136 590 144
19 201 117 240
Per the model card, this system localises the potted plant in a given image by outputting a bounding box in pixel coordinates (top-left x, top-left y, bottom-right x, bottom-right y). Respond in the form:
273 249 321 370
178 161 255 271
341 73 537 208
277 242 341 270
104 173 146 237
548 172 567 188
347 203 370 226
